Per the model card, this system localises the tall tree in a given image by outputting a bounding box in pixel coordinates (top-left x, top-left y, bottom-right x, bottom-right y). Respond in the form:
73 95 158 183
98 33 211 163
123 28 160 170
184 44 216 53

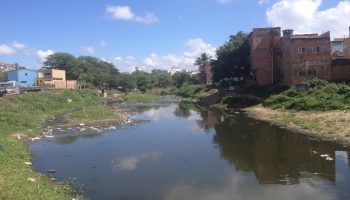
194 53 212 66
211 31 250 85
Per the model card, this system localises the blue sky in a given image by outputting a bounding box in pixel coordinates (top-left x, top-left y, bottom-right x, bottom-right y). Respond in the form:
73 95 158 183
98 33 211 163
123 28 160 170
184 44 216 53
0 0 349 72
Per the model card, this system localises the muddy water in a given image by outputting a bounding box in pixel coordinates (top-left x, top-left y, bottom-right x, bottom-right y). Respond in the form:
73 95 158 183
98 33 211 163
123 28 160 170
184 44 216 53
29 103 350 200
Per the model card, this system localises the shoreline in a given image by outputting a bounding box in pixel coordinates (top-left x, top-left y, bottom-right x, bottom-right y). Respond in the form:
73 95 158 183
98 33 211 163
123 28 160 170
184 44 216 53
243 104 350 148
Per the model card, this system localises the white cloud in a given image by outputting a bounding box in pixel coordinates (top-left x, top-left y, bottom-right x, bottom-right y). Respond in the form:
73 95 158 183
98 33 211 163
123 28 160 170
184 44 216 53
106 5 159 24
258 0 270 5
113 151 162 171
12 41 26 50
100 40 107 48
36 49 54 63
111 38 216 72
81 46 96 54
266 0 350 38
217 0 233 4
0 44 16 55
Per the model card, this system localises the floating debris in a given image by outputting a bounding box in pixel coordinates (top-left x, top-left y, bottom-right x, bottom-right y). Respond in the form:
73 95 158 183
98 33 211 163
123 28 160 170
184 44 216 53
320 154 329 158
79 123 85 126
31 137 41 141
27 178 36 182
45 135 54 138
24 162 32 166
47 169 57 173
325 157 334 161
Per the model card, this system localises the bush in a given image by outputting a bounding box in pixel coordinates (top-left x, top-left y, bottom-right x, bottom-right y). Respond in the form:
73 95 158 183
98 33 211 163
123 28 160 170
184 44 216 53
265 79 350 111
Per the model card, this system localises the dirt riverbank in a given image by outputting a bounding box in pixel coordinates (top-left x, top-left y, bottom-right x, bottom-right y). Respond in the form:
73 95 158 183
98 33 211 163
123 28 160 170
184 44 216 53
244 104 350 147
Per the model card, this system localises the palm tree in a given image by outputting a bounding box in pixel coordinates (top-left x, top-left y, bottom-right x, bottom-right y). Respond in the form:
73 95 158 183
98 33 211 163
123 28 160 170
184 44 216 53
194 53 212 66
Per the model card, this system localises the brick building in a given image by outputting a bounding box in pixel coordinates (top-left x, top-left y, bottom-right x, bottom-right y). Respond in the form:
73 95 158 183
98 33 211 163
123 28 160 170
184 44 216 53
250 27 333 86
197 64 213 85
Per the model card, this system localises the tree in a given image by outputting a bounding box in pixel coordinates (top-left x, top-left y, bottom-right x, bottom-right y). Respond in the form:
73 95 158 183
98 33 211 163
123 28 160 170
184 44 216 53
211 31 250 85
172 72 195 87
44 53 78 79
194 53 212 66
44 53 120 88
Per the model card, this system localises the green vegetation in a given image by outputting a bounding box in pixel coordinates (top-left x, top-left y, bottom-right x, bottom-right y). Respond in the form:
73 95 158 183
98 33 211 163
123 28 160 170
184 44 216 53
68 106 119 122
265 79 350 111
169 84 206 99
0 71 7 81
45 53 119 87
0 90 103 200
123 92 161 103
211 31 250 85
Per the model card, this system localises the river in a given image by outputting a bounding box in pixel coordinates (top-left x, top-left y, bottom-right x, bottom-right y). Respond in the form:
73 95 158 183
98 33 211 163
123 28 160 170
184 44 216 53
29 103 350 200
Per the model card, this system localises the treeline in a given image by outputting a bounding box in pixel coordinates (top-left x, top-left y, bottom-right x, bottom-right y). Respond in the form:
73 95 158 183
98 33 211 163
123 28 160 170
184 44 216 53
44 53 195 92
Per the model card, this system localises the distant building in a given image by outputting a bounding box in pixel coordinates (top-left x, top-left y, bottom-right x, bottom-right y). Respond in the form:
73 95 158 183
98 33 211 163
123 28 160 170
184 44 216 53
249 26 350 86
7 69 38 87
169 65 181 75
36 68 77 89
0 61 19 72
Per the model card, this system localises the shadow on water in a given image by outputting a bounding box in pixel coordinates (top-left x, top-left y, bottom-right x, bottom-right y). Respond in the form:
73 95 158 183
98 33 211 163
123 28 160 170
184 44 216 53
29 102 350 200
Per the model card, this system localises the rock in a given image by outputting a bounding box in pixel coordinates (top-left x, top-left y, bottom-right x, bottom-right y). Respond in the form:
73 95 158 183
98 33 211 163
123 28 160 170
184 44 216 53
47 169 57 173
27 178 36 182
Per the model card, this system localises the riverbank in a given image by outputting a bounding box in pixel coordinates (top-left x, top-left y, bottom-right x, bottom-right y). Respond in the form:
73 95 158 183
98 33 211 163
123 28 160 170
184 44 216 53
244 105 350 146
0 90 128 200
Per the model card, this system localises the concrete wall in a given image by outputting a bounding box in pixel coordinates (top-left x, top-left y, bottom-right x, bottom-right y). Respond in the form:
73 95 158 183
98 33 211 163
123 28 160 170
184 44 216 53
7 69 38 87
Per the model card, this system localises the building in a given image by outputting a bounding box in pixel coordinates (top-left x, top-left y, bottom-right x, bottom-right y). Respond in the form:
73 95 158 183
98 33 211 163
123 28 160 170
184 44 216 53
169 65 181 75
197 64 213 84
7 69 38 87
36 68 77 89
0 61 19 72
250 27 349 86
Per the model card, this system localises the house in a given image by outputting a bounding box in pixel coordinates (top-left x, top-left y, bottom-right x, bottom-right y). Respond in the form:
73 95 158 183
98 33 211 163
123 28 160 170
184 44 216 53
169 65 181 75
7 69 38 87
249 26 350 86
36 68 77 89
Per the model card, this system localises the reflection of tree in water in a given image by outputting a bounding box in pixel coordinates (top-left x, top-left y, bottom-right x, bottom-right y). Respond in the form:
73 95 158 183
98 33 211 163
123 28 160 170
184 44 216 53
135 105 163 113
54 132 103 145
212 116 337 184
173 103 198 118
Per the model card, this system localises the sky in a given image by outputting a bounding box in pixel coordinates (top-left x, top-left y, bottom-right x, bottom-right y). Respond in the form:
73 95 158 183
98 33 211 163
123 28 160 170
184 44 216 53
0 0 350 72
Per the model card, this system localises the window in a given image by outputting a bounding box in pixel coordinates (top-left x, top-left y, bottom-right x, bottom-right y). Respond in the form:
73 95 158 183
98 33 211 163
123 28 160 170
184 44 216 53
312 47 320 53
20 81 27 83
299 71 306 77
298 47 305 54
308 70 316 77
25 73 28 76
44 73 51 76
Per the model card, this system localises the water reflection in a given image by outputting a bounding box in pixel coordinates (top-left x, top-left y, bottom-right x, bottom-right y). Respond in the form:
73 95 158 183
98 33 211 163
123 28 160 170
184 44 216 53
197 108 337 184
29 103 350 200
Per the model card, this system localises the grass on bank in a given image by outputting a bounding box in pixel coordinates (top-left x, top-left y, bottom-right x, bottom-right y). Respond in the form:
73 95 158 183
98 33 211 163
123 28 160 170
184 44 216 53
0 90 105 200
68 106 120 123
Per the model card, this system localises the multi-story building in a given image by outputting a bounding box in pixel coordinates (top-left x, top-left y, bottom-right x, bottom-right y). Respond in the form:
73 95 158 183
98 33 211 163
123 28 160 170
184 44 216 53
7 69 38 87
37 68 77 89
250 27 349 86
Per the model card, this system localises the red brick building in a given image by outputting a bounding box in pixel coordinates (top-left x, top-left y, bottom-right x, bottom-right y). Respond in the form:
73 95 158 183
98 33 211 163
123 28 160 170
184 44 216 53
196 64 213 85
249 27 350 86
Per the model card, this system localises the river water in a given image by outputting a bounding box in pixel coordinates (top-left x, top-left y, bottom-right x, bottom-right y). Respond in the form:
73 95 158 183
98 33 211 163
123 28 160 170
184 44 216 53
29 103 350 200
